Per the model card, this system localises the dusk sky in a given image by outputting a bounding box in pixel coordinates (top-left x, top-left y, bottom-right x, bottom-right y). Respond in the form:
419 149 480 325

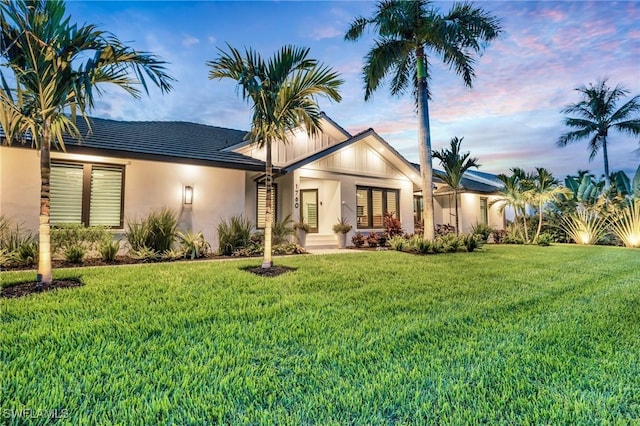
66 1 640 179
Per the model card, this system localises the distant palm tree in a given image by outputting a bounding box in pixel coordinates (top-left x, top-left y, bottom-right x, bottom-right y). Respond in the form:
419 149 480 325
492 168 529 242
345 0 501 239
432 137 480 234
558 79 640 184
0 0 174 285
528 168 569 243
208 45 342 268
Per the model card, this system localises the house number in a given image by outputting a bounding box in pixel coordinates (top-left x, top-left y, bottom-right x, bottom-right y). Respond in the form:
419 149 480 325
294 184 299 208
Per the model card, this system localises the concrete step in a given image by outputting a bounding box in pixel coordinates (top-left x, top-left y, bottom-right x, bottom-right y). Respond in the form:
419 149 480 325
305 234 338 249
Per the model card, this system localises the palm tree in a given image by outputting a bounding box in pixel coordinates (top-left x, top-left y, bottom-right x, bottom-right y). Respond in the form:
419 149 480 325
528 167 569 243
558 79 640 184
0 0 174 285
345 0 501 239
491 168 528 242
207 45 342 268
432 136 480 235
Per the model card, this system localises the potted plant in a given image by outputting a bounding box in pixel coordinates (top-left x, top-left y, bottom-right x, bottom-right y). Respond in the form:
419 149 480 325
332 217 352 248
293 221 310 247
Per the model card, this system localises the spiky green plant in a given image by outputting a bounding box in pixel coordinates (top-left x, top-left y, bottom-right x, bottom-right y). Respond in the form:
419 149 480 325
271 214 295 246
608 201 640 248
217 215 253 256
177 231 211 259
562 208 608 245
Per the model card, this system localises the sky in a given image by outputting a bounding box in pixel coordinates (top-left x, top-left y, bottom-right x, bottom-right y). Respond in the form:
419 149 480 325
64 0 640 179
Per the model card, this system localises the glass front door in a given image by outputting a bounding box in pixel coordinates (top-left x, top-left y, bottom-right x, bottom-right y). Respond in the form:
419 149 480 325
300 189 319 233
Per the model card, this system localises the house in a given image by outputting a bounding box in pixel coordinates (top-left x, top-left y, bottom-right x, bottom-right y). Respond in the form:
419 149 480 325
0 114 504 249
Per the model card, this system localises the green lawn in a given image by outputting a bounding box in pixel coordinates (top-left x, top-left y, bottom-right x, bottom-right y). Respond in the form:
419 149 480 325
1 245 639 425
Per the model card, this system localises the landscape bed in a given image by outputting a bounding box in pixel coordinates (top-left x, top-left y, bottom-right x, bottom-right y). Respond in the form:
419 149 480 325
1 245 638 424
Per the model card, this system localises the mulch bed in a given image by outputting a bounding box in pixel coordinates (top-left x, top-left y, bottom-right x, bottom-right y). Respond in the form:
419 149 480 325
1 278 84 299
242 265 297 277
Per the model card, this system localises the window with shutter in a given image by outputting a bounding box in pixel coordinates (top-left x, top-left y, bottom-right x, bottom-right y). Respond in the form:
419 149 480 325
50 161 124 227
356 186 400 229
257 183 277 229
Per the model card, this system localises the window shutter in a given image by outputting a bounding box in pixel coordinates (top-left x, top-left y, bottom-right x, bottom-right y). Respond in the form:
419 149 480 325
386 191 398 216
90 165 123 227
257 184 277 229
372 189 384 227
50 163 83 225
356 188 369 228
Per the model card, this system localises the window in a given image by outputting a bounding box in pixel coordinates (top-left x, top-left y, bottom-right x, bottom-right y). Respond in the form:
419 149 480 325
413 195 423 224
356 186 399 229
257 183 277 229
480 197 488 225
50 161 124 227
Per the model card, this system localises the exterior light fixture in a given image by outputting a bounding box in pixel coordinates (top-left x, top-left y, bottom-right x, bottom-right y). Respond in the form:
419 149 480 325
184 186 193 205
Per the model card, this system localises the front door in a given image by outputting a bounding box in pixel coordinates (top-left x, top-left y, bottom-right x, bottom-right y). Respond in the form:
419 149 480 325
300 189 319 233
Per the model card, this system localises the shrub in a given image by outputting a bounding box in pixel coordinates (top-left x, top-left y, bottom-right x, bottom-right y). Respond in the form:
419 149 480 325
162 248 185 261
273 243 306 255
414 238 432 255
272 214 295 245
366 232 379 248
177 231 211 259
383 212 403 237
389 235 406 251
491 229 506 244
15 238 38 266
351 232 366 248
333 217 352 234
130 247 160 261
440 233 462 253
608 200 640 248
537 232 553 247
293 222 310 232
126 208 179 254
503 224 525 244
562 208 607 245
51 224 110 257
217 215 253 256
98 239 120 262
64 245 86 264
461 234 483 252
471 222 494 243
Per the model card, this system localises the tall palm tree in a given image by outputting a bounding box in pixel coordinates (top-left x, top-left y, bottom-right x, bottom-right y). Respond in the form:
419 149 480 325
432 136 480 234
528 167 569 243
558 79 640 185
0 0 174 285
345 0 501 239
207 45 342 268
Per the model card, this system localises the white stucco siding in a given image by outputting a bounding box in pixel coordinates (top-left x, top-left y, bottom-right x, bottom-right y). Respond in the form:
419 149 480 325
0 146 41 232
124 159 245 248
0 146 245 250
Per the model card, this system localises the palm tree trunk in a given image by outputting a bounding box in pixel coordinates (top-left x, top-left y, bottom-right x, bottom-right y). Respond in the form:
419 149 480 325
534 201 543 242
38 123 53 285
602 136 610 186
522 207 529 243
454 190 459 235
416 47 435 240
262 139 273 269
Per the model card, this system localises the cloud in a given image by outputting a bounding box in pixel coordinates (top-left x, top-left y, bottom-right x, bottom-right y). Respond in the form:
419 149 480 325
182 35 200 48
310 26 343 40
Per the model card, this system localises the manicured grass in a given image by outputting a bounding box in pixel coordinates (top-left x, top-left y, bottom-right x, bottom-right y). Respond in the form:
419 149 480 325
1 245 639 425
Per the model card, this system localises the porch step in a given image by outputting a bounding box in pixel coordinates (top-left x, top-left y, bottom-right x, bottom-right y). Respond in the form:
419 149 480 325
304 233 338 249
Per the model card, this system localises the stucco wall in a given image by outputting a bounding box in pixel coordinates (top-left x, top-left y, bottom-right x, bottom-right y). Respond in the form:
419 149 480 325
0 146 245 250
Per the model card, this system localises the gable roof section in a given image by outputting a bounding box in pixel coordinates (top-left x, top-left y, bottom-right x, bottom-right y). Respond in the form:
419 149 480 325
1 118 268 172
281 128 420 185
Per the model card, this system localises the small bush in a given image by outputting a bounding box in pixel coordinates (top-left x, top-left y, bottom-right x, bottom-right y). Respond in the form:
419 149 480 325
491 229 506 244
366 232 379 248
126 208 179 254
537 233 553 246
351 232 366 248
415 238 432 255
130 247 160 262
333 217 352 234
99 239 120 261
218 215 253 256
51 224 109 256
383 212 403 237
162 248 185 261
14 237 38 267
389 235 406 251
272 214 295 245
64 245 86 264
177 231 211 259
435 224 455 236
462 234 482 252
440 233 462 253
471 222 494 243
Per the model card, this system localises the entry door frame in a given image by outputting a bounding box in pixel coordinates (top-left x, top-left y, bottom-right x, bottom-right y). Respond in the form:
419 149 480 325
300 189 319 233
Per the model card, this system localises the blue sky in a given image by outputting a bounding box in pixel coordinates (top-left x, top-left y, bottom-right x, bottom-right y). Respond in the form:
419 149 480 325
66 1 640 179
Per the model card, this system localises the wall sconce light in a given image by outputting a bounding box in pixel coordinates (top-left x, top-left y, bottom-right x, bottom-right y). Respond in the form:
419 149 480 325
184 186 193 205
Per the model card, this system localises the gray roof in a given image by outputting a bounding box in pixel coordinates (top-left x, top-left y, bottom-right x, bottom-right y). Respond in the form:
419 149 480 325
411 163 503 194
2 117 268 172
